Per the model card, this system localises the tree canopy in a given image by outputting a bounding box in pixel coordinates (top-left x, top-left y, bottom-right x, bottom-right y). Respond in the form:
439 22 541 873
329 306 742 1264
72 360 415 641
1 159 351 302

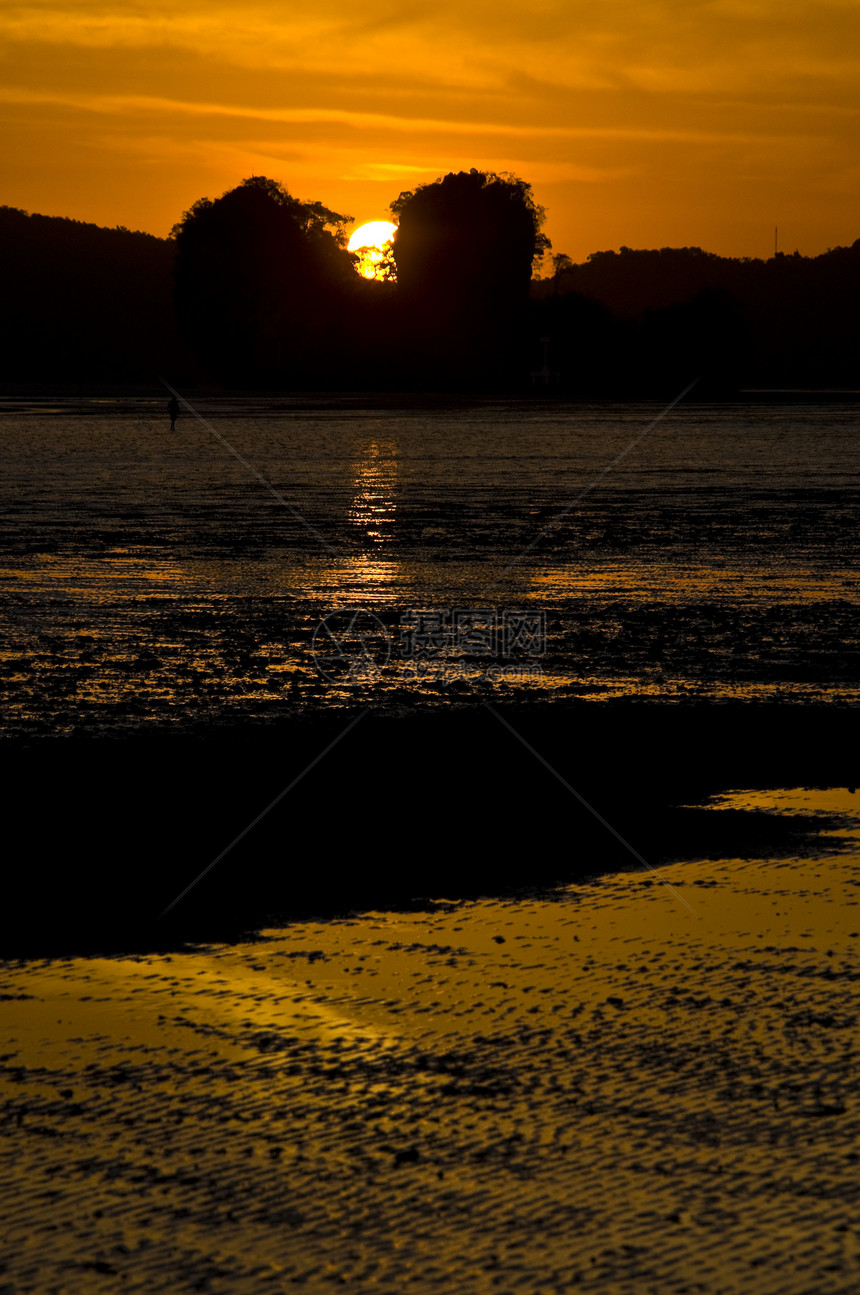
392 169 548 292
390 169 549 384
171 176 354 383
170 176 351 245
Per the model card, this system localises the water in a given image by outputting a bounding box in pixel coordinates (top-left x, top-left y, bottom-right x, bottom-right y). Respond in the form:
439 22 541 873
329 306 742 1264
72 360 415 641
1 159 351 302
2 395 859 737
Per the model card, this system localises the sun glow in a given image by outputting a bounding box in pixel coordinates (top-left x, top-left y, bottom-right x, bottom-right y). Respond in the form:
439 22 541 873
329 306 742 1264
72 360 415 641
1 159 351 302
348 220 397 281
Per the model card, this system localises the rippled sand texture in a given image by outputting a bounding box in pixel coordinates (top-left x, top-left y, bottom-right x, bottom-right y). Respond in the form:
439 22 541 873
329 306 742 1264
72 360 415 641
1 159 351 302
2 397 859 734
3 789 859 1293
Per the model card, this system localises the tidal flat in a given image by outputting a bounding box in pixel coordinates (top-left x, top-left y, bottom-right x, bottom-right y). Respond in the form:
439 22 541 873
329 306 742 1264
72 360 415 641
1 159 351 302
2 394 858 1291
3 788 860 1294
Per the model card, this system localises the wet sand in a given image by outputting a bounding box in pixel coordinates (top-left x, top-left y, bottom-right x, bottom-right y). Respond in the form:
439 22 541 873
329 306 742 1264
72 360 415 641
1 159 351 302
3 788 860 1294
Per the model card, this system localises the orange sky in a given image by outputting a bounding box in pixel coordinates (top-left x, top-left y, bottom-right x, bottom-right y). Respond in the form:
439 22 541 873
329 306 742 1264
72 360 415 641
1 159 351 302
2 1 859 263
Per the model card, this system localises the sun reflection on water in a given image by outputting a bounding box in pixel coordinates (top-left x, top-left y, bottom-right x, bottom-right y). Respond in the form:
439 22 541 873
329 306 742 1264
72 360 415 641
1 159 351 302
313 557 402 599
349 441 397 546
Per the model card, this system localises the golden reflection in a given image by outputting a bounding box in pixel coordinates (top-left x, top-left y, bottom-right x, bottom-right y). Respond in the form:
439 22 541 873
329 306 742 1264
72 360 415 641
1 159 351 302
532 562 860 603
348 440 397 545
310 557 402 601
0 548 184 598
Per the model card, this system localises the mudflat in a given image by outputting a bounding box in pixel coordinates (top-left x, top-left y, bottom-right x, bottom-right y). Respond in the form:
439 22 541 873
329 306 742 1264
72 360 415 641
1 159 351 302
3 788 859 1294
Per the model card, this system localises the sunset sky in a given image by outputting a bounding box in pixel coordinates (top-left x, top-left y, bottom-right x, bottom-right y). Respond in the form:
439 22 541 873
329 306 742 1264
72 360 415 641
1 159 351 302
2 1 859 263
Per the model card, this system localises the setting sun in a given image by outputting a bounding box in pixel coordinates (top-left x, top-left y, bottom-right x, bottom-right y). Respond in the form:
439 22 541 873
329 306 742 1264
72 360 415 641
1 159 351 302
348 220 397 281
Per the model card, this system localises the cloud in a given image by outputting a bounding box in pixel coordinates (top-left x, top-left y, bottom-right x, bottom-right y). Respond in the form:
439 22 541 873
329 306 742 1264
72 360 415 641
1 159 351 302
0 85 806 147
4 1 857 95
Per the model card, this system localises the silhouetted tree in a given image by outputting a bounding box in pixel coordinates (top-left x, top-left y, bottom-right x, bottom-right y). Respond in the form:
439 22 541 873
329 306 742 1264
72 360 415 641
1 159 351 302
391 169 549 387
171 177 353 385
550 253 574 293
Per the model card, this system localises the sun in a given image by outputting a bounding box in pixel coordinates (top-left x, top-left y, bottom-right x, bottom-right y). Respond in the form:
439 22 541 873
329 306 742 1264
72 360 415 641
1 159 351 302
348 220 397 281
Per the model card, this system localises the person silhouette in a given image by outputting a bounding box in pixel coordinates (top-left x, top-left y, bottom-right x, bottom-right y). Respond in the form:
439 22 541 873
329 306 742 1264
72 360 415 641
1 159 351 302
167 396 180 430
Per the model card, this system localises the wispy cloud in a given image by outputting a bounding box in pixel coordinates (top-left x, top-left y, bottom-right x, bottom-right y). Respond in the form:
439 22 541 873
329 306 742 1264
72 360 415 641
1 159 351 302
0 86 804 147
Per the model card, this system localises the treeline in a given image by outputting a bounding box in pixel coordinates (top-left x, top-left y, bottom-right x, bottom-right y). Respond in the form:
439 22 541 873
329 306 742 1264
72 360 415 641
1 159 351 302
533 243 860 393
1 182 859 394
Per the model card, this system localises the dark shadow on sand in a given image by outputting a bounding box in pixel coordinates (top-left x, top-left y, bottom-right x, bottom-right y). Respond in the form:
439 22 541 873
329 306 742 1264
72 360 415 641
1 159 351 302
2 702 857 958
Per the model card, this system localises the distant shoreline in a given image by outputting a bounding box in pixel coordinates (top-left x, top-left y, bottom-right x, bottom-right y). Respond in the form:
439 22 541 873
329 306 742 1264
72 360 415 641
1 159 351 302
2 386 860 409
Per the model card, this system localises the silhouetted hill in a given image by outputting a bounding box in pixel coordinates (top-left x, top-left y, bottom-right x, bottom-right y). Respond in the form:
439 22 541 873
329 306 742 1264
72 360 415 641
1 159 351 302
0 206 189 384
531 243 860 393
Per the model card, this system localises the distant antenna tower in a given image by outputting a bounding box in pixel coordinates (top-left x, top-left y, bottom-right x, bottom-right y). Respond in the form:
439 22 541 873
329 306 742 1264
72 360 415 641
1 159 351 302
774 225 778 256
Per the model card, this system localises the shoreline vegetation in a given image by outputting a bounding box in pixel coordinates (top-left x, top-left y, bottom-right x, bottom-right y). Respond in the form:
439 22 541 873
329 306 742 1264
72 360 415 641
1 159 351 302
2 387 860 405
2 176 858 395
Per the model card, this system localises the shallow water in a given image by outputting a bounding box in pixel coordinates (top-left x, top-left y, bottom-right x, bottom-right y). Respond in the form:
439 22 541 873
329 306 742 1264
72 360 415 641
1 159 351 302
2 396 858 735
